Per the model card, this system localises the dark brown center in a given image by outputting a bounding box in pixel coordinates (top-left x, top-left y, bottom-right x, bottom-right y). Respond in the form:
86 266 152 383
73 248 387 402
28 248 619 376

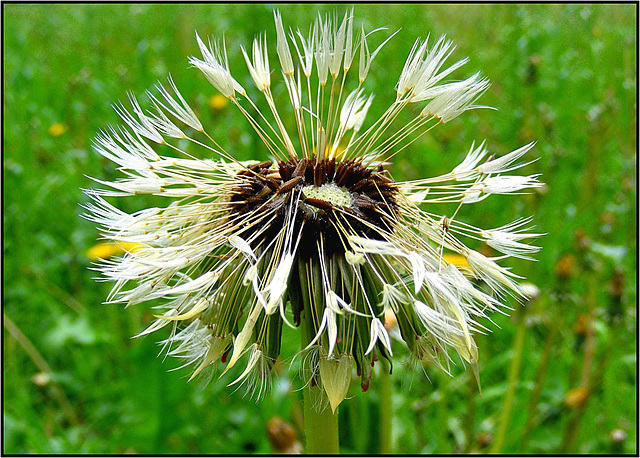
228 156 399 258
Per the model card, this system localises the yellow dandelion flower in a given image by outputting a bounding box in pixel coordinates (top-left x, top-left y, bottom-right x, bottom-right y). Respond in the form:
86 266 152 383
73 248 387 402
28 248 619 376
85 241 143 260
48 123 68 137
443 253 470 268
208 94 228 110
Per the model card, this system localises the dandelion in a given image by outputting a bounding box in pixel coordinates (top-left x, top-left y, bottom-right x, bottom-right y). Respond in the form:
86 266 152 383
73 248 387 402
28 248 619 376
85 241 143 260
84 9 542 453
48 122 68 137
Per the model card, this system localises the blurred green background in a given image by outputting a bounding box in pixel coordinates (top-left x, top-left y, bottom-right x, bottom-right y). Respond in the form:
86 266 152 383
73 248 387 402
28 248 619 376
3 3 637 454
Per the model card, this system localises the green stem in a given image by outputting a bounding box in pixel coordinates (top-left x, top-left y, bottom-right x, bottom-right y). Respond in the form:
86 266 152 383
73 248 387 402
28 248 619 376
296 270 340 455
378 359 393 453
433 377 447 453
303 380 340 454
463 370 477 453
3 313 80 426
521 311 557 448
352 391 370 452
560 272 597 453
490 305 527 454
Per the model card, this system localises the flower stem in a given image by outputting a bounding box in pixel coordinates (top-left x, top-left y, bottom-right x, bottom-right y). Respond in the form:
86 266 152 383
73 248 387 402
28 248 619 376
378 359 393 453
560 270 597 453
463 369 477 453
521 300 557 448
296 270 340 455
303 381 340 454
3 312 80 426
490 305 527 454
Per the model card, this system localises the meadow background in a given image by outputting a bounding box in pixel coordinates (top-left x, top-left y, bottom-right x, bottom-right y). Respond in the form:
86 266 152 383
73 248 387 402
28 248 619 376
3 3 637 454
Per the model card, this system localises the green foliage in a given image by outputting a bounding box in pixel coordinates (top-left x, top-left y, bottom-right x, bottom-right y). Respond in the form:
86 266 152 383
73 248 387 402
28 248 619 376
3 4 636 454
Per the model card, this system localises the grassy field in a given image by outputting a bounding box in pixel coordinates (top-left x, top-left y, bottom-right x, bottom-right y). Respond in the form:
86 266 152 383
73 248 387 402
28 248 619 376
3 4 637 454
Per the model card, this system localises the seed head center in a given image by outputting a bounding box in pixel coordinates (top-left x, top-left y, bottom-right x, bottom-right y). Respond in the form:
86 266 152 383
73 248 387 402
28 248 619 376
302 183 353 209
228 157 400 258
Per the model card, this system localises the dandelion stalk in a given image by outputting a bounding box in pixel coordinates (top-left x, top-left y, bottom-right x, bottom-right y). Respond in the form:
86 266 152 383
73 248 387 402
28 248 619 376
560 268 597 453
351 393 371 452
521 308 557 446
491 304 527 454
297 269 341 454
302 381 340 454
463 369 477 453
378 358 393 453
3 313 80 426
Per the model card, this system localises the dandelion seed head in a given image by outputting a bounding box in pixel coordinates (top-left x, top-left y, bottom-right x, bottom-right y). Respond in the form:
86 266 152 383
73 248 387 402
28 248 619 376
85 10 542 407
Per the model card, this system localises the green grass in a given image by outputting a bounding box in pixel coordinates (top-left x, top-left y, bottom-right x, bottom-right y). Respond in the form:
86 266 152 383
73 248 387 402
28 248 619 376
3 4 637 454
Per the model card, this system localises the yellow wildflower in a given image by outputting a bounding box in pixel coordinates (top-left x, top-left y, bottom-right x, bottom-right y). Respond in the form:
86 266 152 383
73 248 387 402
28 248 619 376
48 123 68 137
85 241 143 260
208 94 228 110
443 253 470 268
